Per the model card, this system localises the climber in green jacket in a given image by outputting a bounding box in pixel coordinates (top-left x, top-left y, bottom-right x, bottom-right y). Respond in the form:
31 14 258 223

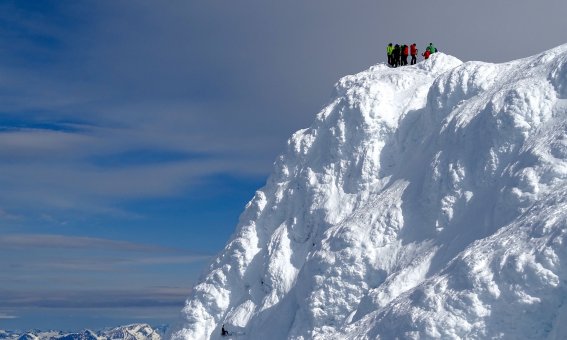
426 43 437 54
387 43 394 66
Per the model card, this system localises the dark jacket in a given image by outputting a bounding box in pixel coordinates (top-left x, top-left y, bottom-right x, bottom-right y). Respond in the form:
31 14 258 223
393 45 400 58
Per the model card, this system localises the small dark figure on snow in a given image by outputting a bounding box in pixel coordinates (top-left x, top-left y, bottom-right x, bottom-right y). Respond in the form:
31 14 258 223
221 325 228 337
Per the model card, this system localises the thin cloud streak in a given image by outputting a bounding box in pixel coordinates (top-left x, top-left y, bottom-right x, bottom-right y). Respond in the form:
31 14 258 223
0 234 207 314
0 153 269 218
0 312 18 319
0 234 210 274
12 255 211 272
0 209 22 221
0 287 190 309
0 234 184 253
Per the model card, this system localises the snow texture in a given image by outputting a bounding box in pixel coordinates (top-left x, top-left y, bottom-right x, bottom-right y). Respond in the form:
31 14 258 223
172 44 567 340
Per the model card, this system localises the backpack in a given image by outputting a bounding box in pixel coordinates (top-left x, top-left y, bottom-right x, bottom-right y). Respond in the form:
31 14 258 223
403 46 409 56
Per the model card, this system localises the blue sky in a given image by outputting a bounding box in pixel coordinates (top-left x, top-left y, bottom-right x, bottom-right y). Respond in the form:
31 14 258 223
1 0 566 332
0 1 276 330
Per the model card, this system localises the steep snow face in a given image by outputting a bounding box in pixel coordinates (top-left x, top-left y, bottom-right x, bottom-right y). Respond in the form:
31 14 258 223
173 44 567 340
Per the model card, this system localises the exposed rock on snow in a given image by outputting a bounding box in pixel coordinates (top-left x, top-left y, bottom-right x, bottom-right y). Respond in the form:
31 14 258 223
173 44 567 339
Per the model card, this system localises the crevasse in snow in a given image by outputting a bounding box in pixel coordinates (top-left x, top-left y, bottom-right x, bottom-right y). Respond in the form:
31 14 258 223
172 44 567 340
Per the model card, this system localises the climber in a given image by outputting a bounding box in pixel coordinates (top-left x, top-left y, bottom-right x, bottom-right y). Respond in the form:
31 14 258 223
221 325 229 337
401 44 409 66
426 43 437 54
410 43 418 65
393 44 400 67
422 49 431 60
387 43 394 66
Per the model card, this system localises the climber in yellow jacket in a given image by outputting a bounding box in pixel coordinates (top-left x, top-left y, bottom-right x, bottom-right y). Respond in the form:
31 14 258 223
387 43 394 67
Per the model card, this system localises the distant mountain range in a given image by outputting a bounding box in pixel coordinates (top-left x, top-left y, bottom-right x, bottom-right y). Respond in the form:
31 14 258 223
0 324 167 340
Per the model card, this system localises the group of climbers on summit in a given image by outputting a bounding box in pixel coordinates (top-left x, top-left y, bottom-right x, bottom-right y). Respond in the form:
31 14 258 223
386 43 437 67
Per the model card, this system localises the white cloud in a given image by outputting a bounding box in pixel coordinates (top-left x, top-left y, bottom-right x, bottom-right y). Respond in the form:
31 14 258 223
0 234 207 310
0 288 190 308
0 209 22 221
0 312 18 319
0 234 210 256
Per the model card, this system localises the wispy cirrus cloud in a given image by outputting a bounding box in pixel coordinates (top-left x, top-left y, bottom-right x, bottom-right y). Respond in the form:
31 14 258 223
0 234 208 313
0 287 189 309
0 233 210 260
0 312 18 319
0 209 22 221
0 234 189 253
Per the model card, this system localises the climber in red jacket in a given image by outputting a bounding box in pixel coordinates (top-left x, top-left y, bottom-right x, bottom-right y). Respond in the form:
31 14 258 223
401 45 409 66
410 43 418 65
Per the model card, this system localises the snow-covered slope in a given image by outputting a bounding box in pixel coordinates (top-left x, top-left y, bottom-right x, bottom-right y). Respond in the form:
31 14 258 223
102 324 161 340
173 44 567 339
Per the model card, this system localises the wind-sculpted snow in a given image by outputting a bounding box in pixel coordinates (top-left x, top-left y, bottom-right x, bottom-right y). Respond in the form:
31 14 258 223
173 44 567 340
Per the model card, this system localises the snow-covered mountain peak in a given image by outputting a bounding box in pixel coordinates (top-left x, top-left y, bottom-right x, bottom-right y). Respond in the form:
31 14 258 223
173 44 567 339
